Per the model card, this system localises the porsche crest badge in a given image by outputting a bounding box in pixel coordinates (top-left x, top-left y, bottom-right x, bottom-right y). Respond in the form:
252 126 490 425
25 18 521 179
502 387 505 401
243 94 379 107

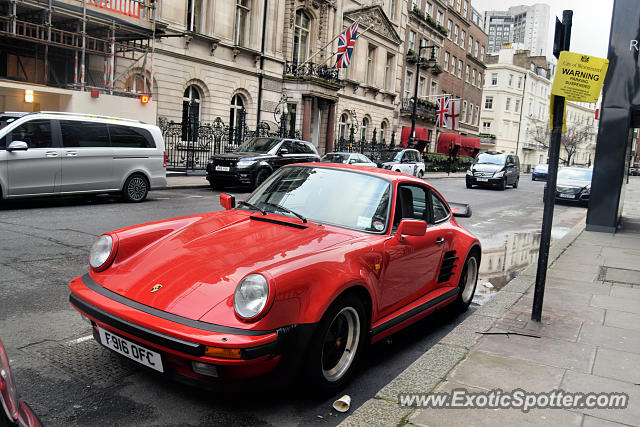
150 284 163 293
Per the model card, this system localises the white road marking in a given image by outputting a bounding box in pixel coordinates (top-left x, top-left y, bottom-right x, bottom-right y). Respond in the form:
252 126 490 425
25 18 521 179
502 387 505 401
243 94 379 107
68 335 94 345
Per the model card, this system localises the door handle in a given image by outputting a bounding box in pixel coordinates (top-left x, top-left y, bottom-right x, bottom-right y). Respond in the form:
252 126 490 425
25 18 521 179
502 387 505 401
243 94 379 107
65 151 78 156
435 237 445 245
45 151 59 157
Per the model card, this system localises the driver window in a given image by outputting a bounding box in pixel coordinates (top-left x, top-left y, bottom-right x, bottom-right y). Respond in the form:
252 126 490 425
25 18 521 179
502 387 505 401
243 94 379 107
279 140 294 153
8 119 53 148
393 184 428 229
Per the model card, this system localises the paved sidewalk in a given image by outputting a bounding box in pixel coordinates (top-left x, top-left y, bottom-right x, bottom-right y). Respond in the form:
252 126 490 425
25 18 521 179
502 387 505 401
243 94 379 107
161 171 469 190
341 182 640 426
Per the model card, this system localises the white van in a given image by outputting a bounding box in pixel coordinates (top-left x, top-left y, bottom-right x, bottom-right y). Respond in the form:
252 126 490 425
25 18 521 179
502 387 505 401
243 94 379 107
0 112 166 202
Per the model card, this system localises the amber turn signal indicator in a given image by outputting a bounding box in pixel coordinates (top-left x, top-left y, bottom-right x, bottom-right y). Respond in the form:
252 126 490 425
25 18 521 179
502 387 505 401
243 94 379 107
204 346 242 359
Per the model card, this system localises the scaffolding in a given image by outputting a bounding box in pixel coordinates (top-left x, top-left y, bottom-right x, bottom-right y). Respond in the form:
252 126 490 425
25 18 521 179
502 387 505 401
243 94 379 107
0 0 158 97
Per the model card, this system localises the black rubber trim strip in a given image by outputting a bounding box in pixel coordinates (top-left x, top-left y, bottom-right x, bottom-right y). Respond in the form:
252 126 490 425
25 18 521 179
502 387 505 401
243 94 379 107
70 293 204 356
241 340 279 359
249 215 308 229
370 288 459 336
79 273 276 336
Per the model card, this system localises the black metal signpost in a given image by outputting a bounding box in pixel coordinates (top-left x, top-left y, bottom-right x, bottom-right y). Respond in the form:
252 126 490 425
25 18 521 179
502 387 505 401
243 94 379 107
531 10 573 322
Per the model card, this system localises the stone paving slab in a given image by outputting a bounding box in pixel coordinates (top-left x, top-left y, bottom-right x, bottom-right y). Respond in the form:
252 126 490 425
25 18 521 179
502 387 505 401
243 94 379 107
546 268 598 282
513 296 605 325
338 398 412 427
578 323 640 354
593 347 640 384
523 286 593 306
526 277 611 296
447 351 565 392
561 370 640 426
603 310 640 331
409 381 583 427
473 291 523 318
494 311 583 342
474 329 596 373
438 314 496 349
610 285 640 300
590 294 640 314
582 416 629 427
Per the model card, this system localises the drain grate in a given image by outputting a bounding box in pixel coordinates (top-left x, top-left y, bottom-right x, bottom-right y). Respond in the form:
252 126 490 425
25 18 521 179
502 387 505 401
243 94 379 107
598 266 640 285
22 334 138 388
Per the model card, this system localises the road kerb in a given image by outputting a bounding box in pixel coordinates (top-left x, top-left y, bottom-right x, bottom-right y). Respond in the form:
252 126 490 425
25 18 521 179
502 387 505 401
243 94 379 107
338 216 588 426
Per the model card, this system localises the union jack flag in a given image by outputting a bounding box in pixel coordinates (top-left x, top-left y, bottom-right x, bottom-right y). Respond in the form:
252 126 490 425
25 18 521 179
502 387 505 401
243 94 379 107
335 21 359 68
436 96 450 128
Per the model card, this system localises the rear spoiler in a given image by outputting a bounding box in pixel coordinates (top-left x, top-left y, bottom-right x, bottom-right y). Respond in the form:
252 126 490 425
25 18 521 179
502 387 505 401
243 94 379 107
449 202 472 218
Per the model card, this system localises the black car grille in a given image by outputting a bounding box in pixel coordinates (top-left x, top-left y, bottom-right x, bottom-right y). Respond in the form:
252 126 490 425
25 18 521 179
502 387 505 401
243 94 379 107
212 158 238 168
473 171 494 177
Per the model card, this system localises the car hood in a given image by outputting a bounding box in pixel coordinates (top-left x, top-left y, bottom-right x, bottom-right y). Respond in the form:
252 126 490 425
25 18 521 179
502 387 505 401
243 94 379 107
94 211 361 321
212 152 271 161
557 178 590 189
471 164 503 173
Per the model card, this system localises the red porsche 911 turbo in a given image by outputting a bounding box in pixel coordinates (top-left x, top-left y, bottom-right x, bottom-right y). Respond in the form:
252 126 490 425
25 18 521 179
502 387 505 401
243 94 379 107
69 163 481 392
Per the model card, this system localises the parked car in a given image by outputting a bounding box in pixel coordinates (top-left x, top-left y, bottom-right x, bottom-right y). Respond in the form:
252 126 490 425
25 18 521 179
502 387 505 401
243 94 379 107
206 137 319 190
532 163 549 181
69 164 480 393
629 166 639 176
377 148 426 177
321 152 377 168
466 152 520 190
0 338 41 427
0 111 166 202
547 166 593 204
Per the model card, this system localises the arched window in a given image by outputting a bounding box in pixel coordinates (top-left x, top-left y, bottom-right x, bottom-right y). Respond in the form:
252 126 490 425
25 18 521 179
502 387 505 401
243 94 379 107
360 117 369 141
380 121 387 143
338 113 349 140
229 94 245 131
182 85 201 124
125 73 146 93
293 10 311 64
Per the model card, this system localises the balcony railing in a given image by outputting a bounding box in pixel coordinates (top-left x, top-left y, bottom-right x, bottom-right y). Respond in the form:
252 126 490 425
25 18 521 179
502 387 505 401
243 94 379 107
522 143 541 150
283 61 340 86
400 97 437 121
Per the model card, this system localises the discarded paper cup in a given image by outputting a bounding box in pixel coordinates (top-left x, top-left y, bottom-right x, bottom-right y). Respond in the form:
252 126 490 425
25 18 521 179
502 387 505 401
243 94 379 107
333 395 351 413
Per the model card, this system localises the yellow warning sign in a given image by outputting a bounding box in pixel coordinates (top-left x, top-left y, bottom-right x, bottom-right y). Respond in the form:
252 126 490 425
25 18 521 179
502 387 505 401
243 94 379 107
551 51 609 102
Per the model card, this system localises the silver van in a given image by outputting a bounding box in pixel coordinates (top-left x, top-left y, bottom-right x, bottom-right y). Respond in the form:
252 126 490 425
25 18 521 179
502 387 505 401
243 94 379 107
0 112 166 202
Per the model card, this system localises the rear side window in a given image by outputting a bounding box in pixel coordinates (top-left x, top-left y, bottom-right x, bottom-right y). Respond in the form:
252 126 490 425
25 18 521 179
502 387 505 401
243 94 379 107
430 191 450 223
109 125 155 148
296 141 315 154
60 120 109 147
6 119 53 149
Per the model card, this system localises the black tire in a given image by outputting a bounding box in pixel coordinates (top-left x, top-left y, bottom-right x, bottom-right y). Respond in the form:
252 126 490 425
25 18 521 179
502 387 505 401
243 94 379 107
532 175 536 181
452 251 479 312
209 180 223 191
417 170 424 178
512 177 519 189
254 169 270 189
466 182 473 189
122 174 149 202
304 294 367 394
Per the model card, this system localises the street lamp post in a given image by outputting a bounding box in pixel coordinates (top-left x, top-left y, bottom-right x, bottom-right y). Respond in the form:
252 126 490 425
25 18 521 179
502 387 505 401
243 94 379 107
410 39 437 148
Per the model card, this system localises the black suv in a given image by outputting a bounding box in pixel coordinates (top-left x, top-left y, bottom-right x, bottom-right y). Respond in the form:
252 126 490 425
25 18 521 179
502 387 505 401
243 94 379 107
206 137 320 189
466 152 520 190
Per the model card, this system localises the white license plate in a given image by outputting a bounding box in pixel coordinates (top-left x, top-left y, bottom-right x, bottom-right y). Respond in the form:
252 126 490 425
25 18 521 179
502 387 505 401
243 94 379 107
215 166 230 172
559 193 575 199
477 178 489 182
98 326 164 372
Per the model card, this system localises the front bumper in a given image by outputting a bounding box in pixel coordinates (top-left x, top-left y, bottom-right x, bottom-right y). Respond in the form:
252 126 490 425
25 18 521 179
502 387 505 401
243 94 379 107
466 175 504 186
206 164 256 186
532 172 548 181
69 274 316 388
554 192 589 202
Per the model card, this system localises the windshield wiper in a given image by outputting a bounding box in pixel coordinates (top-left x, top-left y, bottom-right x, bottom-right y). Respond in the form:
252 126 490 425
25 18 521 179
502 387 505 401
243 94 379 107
262 202 308 223
238 200 267 215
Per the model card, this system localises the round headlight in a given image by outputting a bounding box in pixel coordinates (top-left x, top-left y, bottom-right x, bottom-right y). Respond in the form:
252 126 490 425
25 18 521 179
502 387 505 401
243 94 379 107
234 274 270 320
89 234 114 270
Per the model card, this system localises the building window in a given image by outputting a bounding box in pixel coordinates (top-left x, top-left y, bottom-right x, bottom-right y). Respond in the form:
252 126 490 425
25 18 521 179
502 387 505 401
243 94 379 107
437 10 443 25
474 41 479 57
384 54 394 91
456 0 461 12
408 31 416 51
125 73 146 93
187 0 205 33
482 121 491 132
461 30 466 49
426 2 433 16
360 117 369 141
472 69 476 86
444 52 450 72
480 46 485 61
447 20 453 39
468 36 473 53
508 74 513 86
451 56 456 74
484 96 493 109
491 73 497 85
454 25 459 44
468 103 474 123
517 76 523 88
419 76 426 97
366 45 376 85
457 59 463 78
293 10 312 64
431 80 438 96
389 0 397 20
338 113 349 140
478 72 483 86
465 65 470 82
505 97 511 111
182 85 201 124
515 99 521 113
475 106 480 125
234 0 250 46
404 71 413 99
380 121 387 143
229 93 245 131
462 101 467 123
463 0 468 17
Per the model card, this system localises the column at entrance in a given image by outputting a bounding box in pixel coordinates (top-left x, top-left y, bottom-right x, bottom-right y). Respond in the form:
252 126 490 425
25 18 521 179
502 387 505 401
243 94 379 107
302 96 312 142
326 102 336 153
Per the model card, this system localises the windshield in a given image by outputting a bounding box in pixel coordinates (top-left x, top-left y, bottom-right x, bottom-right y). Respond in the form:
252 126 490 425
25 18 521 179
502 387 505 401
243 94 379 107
235 137 281 153
377 150 402 163
558 168 592 181
246 166 391 233
321 153 350 163
0 115 21 131
474 153 507 165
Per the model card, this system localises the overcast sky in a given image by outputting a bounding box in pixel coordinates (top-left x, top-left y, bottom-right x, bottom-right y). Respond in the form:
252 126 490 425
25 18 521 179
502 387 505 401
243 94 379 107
472 0 614 58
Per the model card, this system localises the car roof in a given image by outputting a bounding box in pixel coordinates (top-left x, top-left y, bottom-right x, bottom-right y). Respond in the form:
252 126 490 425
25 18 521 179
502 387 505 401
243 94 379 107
300 162 428 185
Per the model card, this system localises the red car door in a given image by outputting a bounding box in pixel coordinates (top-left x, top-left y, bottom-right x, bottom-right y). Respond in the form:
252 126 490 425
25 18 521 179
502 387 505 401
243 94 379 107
378 184 446 317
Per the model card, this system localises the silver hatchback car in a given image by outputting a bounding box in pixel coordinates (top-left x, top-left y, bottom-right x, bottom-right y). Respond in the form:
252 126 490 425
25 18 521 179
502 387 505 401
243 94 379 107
0 112 166 202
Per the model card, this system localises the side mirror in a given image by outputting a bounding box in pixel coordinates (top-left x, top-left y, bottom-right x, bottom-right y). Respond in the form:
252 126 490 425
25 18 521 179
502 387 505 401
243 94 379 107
7 141 28 152
450 202 472 218
395 219 427 241
279 148 289 156
220 193 235 210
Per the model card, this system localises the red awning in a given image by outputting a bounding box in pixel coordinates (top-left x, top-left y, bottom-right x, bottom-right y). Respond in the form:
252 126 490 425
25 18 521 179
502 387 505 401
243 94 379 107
401 127 430 152
460 136 481 150
437 133 481 157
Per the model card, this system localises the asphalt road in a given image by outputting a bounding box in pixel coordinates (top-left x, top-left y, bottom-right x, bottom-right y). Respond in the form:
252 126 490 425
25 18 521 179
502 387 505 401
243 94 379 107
0 175 588 426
